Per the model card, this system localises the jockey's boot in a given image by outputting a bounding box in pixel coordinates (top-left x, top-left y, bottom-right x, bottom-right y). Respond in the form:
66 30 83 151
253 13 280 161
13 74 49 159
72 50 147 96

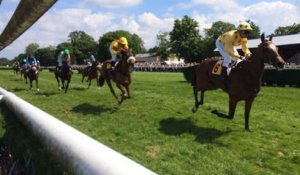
111 61 116 70
221 66 228 80
221 66 229 89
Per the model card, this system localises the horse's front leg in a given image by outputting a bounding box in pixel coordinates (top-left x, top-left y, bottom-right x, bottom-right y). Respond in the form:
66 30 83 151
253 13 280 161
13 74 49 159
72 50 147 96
116 83 126 105
125 85 130 99
36 78 39 91
244 97 254 131
106 79 118 99
29 79 33 89
192 87 204 113
87 78 91 89
228 97 238 119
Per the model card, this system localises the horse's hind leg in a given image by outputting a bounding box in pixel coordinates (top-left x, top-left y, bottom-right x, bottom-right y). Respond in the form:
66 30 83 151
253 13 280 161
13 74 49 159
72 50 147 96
36 78 39 91
192 87 199 113
125 85 130 99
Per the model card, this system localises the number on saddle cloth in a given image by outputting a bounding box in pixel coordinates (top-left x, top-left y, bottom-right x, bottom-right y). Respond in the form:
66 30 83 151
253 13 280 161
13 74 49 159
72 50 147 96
212 60 222 75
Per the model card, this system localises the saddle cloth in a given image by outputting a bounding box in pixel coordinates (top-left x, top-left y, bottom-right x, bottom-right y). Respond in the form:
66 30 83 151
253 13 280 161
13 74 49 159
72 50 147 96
211 60 222 75
211 59 243 76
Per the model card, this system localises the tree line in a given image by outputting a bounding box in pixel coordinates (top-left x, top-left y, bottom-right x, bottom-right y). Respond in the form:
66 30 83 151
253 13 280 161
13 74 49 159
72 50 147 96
0 16 299 66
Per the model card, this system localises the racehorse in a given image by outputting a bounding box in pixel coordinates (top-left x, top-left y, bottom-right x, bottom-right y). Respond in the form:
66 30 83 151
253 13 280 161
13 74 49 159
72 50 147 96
26 66 39 91
98 51 136 104
12 62 20 75
54 64 72 93
20 67 27 80
81 61 101 88
183 33 285 130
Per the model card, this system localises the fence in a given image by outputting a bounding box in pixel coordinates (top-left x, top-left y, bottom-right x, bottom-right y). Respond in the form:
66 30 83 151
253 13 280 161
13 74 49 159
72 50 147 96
0 87 157 175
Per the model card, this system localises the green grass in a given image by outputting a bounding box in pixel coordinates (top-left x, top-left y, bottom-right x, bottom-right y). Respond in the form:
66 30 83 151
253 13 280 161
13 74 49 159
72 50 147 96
0 70 300 175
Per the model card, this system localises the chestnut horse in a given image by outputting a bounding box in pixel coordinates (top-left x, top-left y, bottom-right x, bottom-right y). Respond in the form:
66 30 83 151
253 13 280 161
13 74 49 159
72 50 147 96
98 51 136 104
54 64 72 93
183 33 285 130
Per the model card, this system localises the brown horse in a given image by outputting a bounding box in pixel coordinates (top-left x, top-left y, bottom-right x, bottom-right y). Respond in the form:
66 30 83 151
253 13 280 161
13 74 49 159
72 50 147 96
26 66 39 91
183 33 285 130
98 51 136 104
12 62 20 75
81 61 101 88
54 63 72 93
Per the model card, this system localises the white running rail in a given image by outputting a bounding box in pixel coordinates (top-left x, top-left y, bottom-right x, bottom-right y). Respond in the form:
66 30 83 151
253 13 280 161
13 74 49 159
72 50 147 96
0 87 157 175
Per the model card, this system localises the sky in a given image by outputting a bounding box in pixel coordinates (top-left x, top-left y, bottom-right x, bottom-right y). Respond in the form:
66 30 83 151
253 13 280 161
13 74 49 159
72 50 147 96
0 0 300 59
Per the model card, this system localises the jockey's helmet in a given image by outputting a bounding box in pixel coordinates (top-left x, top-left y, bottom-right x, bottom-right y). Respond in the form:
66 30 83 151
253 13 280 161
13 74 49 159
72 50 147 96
238 21 253 31
119 37 128 45
64 49 70 55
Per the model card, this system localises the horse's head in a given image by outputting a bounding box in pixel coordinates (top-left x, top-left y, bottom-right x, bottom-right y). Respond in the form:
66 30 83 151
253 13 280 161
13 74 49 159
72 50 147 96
258 33 285 69
120 50 136 66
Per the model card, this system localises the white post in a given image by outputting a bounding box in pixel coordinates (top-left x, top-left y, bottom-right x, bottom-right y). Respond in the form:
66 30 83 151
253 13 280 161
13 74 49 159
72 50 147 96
0 87 157 175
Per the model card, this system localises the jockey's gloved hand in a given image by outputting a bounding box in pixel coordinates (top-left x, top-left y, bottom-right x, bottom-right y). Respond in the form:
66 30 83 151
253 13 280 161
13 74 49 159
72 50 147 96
120 49 129 56
239 56 246 60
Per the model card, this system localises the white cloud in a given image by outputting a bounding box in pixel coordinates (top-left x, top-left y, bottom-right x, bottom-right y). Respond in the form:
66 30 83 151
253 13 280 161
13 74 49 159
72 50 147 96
178 0 238 10
81 0 142 9
245 1 300 35
1 1 300 59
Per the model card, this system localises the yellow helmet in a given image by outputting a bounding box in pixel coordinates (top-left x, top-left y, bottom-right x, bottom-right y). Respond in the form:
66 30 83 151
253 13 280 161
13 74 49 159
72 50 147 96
238 21 253 31
119 37 128 45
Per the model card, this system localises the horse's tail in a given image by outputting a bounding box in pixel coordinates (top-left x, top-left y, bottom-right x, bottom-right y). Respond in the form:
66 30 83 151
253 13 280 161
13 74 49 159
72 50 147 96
182 65 197 86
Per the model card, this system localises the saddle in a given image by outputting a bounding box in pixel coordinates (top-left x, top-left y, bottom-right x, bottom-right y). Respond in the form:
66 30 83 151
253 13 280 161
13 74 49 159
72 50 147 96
212 59 243 76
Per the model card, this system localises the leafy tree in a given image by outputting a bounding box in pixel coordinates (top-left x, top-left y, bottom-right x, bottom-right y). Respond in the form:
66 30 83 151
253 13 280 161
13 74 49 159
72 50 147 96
98 30 145 62
0 57 10 66
150 32 171 61
205 21 236 41
25 43 39 55
68 30 98 64
35 46 56 66
273 23 300 36
169 15 202 62
245 19 260 39
11 53 27 64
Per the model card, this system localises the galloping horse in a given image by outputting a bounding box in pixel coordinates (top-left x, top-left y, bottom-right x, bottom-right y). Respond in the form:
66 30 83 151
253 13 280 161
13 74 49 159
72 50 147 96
54 63 72 93
12 62 20 75
26 66 39 91
98 51 136 104
183 33 285 130
81 61 101 88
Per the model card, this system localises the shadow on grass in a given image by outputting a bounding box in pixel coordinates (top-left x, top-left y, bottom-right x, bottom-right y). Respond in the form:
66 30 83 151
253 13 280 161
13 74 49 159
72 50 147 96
35 91 59 97
11 87 27 92
159 117 231 145
211 109 233 119
10 78 23 82
71 103 118 115
71 87 86 91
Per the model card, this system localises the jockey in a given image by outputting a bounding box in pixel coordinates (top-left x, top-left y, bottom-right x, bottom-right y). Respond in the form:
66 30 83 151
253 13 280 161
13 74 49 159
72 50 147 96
21 59 27 69
26 54 37 67
26 54 38 74
109 36 129 69
62 49 71 69
87 52 96 67
57 51 63 70
215 21 253 79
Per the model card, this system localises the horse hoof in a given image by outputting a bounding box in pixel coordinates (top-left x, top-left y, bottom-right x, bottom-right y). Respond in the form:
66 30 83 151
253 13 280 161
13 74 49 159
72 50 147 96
37 89 40 92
